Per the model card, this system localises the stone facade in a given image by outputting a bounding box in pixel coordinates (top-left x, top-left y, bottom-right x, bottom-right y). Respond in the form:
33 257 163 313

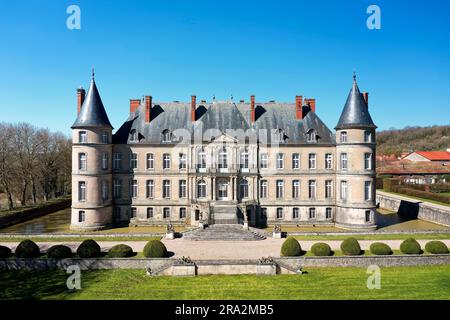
70 74 377 231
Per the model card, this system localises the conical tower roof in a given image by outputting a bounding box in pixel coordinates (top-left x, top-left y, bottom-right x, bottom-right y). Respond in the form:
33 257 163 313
335 74 376 130
71 71 113 129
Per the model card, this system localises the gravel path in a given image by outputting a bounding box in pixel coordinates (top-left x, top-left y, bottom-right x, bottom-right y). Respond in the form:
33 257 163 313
1 239 449 259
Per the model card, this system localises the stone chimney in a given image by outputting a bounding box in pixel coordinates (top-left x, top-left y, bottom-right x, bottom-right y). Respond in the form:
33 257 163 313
295 95 303 120
250 95 255 123
191 95 196 122
362 92 369 108
305 98 316 113
130 99 140 113
145 96 152 122
77 87 85 114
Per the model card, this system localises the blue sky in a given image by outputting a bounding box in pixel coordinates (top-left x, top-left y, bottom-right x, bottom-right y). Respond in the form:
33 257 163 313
0 0 449 134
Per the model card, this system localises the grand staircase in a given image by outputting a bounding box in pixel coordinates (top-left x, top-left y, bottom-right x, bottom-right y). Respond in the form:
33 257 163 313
182 224 266 241
211 202 238 224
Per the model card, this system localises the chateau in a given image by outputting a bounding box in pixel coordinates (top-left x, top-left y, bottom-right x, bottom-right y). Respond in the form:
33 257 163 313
71 73 377 231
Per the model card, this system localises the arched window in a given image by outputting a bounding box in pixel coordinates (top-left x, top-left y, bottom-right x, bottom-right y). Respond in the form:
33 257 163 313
197 180 207 198
240 179 249 199
130 130 138 142
307 129 316 142
162 129 172 142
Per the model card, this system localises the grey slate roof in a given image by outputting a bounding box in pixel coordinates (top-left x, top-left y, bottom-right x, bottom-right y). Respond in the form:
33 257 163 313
113 100 335 145
335 77 376 130
71 78 113 129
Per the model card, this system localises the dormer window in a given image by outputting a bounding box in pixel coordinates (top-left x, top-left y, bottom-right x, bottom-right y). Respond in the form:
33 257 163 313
275 129 285 143
130 130 138 142
162 129 172 143
307 129 316 142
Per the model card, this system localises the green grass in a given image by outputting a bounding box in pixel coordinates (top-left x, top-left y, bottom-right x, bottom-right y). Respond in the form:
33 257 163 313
381 190 450 207
291 233 450 241
0 236 162 242
1 265 449 300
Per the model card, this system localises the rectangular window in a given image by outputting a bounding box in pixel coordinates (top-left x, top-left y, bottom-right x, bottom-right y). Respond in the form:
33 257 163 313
364 130 372 143
163 180 171 198
325 180 332 199
101 132 109 144
101 181 109 201
260 153 268 169
240 180 249 199
340 131 348 143
113 153 122 170
146 207 153 219
78 181 86 201
131 207 137 218
101 152 108 170
340 153 348 170
113 179 121 199
276 153 284 169
260 180 268 198
180 207 186 219
146 153 154 170
131 180 138 198
292 180 300 199
179 180 187 198
364 153 372 170
163 154 171 170
197 180 207 198
276 208 283 219
113 207 121 222
240 149 249 169
293 208 299 219
146 180 154 199
309 153 316 169
365 181 372 201
340 180 348 201
218 148 228 169
325 153 333 169
365 210 371 222
163 207 170 219
292 153 300 169
78 153 86 171
78 210 85 223
308 180 316 199
130 153 138 169
309 208 316 219
179 153 187 170
326 207 332 219
276 180 284 199
79 131 87 143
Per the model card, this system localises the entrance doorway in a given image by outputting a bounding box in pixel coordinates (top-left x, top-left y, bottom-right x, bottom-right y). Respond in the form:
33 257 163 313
217 179 229 200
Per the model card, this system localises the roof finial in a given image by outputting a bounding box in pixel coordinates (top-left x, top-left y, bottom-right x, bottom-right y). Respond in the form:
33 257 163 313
353 71 356 82
92 66 95 80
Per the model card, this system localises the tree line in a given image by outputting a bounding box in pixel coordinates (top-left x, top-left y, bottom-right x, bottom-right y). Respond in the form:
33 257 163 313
0 122 71 210
377 125 450 156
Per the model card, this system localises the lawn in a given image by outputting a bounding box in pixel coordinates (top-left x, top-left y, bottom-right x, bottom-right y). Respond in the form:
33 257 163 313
291 233 450 241
380 190 450 207
0 266 449 300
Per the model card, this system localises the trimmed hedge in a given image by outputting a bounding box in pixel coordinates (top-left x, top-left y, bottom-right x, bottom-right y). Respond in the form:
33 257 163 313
15 240 40 258
370 242 392 255
340 238 362 256
391 186 450 204
77 239 101 258
143 240 168 258
400 238 421 254
0 245 12 258
425 241 449 254
281 237 302 257
107 244 134 258
311 242 332 256
47 245 72 259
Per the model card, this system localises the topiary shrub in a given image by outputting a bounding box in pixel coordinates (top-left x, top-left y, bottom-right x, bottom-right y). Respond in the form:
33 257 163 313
107 244 134 258
370 242 392 255
340 237 362 256
280 237 302 257
47 245 72 259
15 240 40 258
400 238 421 254
425 241 449 254
143 240 168 258
311 242 332 256
0 245 12 258
76 239 101 258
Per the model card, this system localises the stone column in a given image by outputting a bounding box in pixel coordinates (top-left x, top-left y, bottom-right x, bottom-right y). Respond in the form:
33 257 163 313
212 177 216 201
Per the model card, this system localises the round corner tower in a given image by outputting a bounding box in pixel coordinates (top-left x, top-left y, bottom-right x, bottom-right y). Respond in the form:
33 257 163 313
334 74 377 230
70 72 114 231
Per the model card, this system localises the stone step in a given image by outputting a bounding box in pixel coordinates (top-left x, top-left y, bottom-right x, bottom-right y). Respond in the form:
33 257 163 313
182 224 266 241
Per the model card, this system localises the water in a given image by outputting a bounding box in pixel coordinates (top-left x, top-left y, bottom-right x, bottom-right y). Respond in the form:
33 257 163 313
0 208 71 234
